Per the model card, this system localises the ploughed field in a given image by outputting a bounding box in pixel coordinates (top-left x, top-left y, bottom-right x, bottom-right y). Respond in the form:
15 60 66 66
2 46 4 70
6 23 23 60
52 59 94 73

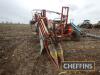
0 24 100 75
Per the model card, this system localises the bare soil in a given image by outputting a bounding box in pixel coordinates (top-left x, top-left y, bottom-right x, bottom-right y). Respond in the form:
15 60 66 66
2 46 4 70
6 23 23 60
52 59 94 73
0 24 100 75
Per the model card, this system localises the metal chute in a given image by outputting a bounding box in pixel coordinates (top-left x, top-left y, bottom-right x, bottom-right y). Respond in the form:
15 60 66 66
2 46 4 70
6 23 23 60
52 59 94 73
35 13 64 69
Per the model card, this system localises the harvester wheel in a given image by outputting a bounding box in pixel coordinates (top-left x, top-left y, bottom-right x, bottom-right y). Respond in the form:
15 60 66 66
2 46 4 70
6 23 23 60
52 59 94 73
71 31 81 41
30 20 36 25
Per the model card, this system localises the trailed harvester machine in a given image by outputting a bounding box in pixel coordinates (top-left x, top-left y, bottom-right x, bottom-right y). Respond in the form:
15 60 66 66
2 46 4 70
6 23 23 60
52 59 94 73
30 7 81 69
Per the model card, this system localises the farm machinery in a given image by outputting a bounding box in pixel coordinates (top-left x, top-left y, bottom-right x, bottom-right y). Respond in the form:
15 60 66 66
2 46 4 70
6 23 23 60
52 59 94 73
79 20 93 28
30 7 82 69
30 7 81 41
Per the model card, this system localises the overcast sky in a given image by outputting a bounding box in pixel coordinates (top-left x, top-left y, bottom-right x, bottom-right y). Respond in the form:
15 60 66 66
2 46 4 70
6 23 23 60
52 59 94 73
0 0 100 24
